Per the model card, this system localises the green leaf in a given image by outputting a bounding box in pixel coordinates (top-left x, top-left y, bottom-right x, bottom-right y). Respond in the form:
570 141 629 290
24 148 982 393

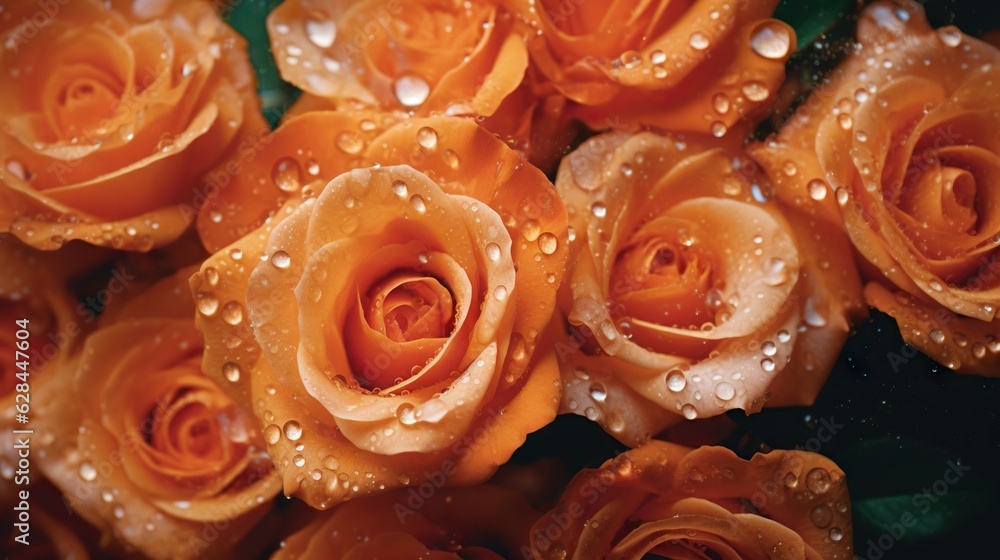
224 0 299 127
838 438 994 541
775 0 856 48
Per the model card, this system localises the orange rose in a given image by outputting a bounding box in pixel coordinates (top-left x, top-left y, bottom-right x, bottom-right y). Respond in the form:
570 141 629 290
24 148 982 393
531 441 853 560
751 0 1000 375
554 131 863 445
36 267 281 560
265 0 569 166
0 0 265 251
509 0 795 137
190 116 568 508
0 240 78 489
272 484 539 559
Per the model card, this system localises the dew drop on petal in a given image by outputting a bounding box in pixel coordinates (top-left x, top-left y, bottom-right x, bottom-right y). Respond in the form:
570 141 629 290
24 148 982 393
391 180 408 197
305 18 336 48
666 369 687 392
397 402 417 425
689 32 709 50
750 22 791 59
269 251 291 270
741 81 769 102
711 121 727 137
336 131 364 154
222 362 241 382
493 285 508 301
264 424 281 445
806 467 832 494
410 194 427 213
938 26 962 47
589 382 607 403
714 382 735 401
537 232 558 255
272 158 302 192
283 420 303 441
485 242 501 261
811 504 833 528
79 461 97 481
591 202 607 218
416 126 438 149
394 74 430 107
808 179 828 200
681 404 698 420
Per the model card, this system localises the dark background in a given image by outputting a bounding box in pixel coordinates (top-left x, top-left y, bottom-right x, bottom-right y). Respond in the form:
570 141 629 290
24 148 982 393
223 0 1000 558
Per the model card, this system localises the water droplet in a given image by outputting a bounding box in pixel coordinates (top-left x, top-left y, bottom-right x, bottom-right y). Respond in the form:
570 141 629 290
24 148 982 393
806 467 832 494
762 341 777 356
336 131 364 154
591 202 607 218
650 50 666 64
829 527 844 542
929 329 945 344
485 242 501 261
666 370 687 392
811 504 833 528
305 17 336 48
741 81 769 102
264 425 281 445
394 74 430 107
322 456 340 470
293 455 306 467
838 113 853 130
494 285 508 301
761 358 775 372
938 26 962 47
443 149 460 169
589 382 607 403
763 256 789 286
391 179 408 197
711 121 727 137
79 461 97 481
537 232 558 255
416 126 438 149
804 298 827 327
271 250 291 269
808 179 828 200
784 472 798 488
306 159 320 175
750 22 791 59
397 402 417 425
972 341 987 359
777 329 791 343
113 505 125 519
222 301 243 325
230 248 243 261
222 362 241 382
197 296 219 317
681 404 698 420
283 420 303 441
689 32 710 50
409 194 427 213
714 382 735 401
271 158 301 192
713 93 730 114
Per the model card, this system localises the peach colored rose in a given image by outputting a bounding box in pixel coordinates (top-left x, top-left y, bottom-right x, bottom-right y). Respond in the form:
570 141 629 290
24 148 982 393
508 0 795 137
272 484 539 559
554 131 863 445
36 267 281 560
531 441 853 560
190 117 568 509
751 0 1000 375
0 240 78 488
265 0 569 166
0 0 265 251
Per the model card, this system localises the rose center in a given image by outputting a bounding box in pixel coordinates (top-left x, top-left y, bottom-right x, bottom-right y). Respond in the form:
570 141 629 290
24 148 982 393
364 272 455 342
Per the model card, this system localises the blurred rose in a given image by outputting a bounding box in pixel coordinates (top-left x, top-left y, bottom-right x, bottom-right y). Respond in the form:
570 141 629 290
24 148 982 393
508 0 794 137
191 117 568 509
0 240 78 485
554 131 862 445
0 0 265 251
273 484 539 559
531 441 853 560
37 267 280 560
266 0 568 166
751 0 1000 375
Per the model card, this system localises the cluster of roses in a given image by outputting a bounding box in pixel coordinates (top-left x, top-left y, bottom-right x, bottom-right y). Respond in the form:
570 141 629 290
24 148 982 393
1 0 997 557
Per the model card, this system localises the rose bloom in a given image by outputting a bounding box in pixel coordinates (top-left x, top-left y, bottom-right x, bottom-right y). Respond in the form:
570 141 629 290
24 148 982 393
265 0 569 166
36 267 280 560
0 240 78 491
554 131 863 445
751 0 1000 375
190 117 568 508
530 441 853 559
272 484 539 559
508 0 795 137
0 0 265 251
